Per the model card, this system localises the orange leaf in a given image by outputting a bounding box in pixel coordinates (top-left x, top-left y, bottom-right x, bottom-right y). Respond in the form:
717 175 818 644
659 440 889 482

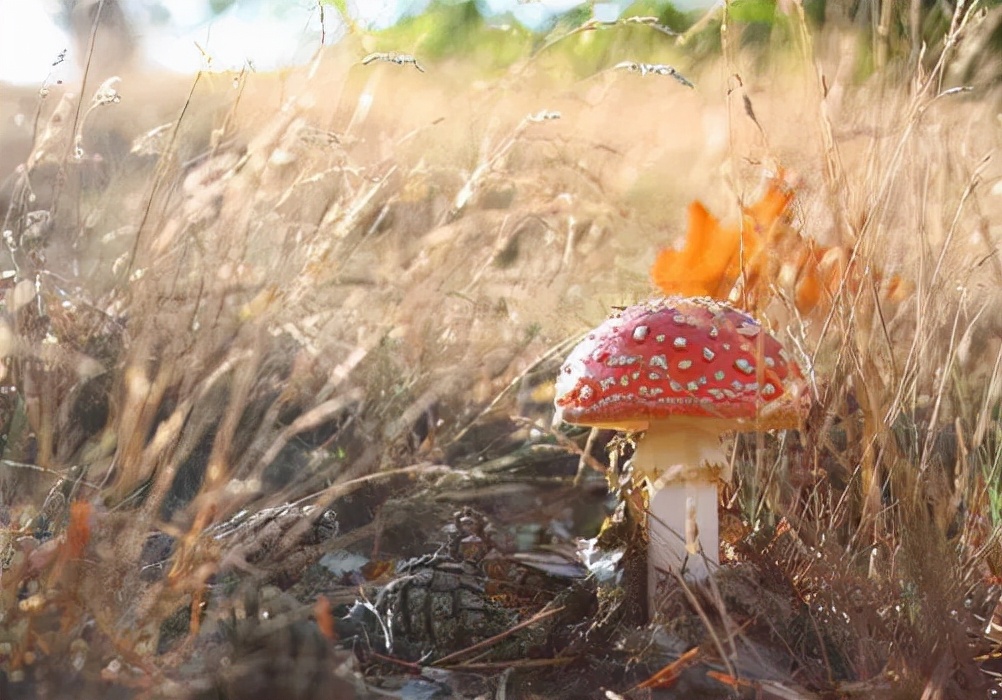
651 176 913 318
65 501 92 560
706 670 750 689
651 184 788 304
791 242 830 314
314 595 337 642
361 558 396 581
46 501 93 592
794 267 822 314
651 202 743 299
744 181 794 232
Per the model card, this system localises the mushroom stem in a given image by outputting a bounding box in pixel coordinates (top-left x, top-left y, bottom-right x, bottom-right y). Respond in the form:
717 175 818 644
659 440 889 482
630 418 728 613
647 482 718 603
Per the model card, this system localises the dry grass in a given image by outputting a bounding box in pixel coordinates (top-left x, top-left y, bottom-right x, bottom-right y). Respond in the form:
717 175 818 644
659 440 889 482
1 3 1002 698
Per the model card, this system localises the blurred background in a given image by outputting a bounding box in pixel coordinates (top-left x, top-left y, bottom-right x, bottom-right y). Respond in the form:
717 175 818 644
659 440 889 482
0 0 719 84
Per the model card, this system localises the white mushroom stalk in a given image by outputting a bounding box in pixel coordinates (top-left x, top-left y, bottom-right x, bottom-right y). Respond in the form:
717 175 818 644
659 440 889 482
632 417 730 583
554 297 807 615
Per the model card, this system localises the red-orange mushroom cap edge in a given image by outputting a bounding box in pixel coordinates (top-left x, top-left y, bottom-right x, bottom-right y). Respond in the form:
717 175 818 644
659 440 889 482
555 296 807 438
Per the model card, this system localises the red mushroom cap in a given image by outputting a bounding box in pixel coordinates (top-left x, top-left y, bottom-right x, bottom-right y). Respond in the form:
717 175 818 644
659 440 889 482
555 297 807 431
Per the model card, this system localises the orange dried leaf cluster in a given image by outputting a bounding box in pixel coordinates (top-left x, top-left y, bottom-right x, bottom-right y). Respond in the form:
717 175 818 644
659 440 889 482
650 183 789 300
651 180 906 315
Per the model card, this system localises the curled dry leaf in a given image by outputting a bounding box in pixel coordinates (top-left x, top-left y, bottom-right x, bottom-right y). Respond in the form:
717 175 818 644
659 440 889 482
650 179 790 294
650 176 912 316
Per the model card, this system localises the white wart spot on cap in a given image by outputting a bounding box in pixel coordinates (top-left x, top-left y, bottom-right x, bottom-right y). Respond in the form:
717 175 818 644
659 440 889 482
734 358 754 375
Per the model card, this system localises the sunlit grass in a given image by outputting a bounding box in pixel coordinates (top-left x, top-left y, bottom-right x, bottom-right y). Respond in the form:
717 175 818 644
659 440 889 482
0 0 1001 696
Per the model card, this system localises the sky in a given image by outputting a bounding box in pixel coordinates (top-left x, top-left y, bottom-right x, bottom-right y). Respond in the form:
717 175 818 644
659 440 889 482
0 0 692 85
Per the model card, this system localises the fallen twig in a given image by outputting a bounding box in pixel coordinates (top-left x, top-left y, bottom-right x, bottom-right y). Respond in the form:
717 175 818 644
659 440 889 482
432 605 564 667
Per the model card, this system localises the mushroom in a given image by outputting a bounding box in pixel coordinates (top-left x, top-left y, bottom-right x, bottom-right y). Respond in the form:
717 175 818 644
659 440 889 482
554 296 807 612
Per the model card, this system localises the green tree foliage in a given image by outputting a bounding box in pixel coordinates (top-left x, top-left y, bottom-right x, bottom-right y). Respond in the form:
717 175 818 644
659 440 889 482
363 0 535 69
